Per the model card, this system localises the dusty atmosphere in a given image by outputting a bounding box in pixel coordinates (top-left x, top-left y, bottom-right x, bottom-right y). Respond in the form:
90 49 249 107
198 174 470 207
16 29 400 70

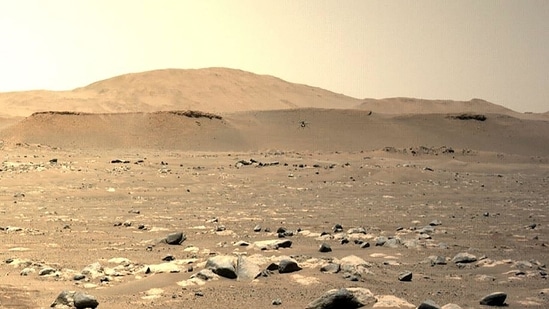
0 69 548 309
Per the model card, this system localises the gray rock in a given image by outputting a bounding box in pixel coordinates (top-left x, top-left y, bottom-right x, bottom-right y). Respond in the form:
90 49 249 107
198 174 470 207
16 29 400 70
306 288 375 309
347 227 367 234
39 267 57 276
360 242 370 248
253 225 262 232
375 236 388 246
236 255 261 281
452 252 477 264
278 259 301 273
385 238 401 248
206 255 237 279
319 243 332 252
165 232 186 245
320 263 340 274
418 299 441 309
429 219 442 226
272 298 282 305
398 271 413 282
51 291 99 309
418 226 435 234
253 239 292 250
74 293 100 309
425 255 447 266
479 292 507 306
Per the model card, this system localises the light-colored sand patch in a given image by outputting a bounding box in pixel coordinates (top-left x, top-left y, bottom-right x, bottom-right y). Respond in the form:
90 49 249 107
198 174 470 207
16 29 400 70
291 274 319 285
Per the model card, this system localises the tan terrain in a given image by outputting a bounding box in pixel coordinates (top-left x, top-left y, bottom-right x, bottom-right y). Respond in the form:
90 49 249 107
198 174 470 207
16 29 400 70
0 68 547 308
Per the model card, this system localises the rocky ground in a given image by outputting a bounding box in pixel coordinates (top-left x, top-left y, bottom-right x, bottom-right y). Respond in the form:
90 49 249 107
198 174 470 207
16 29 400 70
0 144 547 308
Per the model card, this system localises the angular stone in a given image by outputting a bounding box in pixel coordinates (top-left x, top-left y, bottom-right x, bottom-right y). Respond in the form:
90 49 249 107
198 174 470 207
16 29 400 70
479 292 507 306
398 271 413 282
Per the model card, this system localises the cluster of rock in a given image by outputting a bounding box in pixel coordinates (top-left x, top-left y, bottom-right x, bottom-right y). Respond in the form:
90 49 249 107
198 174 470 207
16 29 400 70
235 158 280 168
4 221 544 308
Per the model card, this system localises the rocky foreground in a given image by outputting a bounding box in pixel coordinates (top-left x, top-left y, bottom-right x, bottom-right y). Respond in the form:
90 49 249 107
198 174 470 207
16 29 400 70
0 145 547 308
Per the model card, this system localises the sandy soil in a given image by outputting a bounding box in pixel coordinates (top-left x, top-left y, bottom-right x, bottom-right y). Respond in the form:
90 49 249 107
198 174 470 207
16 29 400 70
0 144 547 308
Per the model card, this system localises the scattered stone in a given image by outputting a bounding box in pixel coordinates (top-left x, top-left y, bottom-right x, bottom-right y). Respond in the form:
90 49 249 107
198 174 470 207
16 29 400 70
418 299 441 309
165 232 186 245
206 255 237 279
73 274 86 281
479 292 507 306
319 243 332 253
253 225 262 232
51 291 99 309
278 259 301 273
452 252 477 264
333 224 343 233
306 288 375 309
272 298 282 305
162 255 175 261
360 242 371 249
429 219 442 226
398 271 413 282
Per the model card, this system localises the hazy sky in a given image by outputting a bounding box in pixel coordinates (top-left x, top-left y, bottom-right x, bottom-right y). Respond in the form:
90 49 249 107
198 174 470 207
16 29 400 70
0 1 547 112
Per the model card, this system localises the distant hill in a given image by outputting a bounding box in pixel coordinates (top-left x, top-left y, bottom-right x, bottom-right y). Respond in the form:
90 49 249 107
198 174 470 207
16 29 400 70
0 68 361 117
355 97 541 119
0 68 545 120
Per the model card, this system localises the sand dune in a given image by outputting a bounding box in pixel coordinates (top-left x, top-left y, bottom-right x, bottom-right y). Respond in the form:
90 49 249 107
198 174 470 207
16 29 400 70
356 97 546 120
2 109 548 156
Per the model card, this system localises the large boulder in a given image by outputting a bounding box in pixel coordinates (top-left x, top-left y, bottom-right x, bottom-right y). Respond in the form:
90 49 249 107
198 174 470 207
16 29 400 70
206 255 237 279
236 255 261 281
165 232 186 245
306 288 375 309
51 291 99 309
